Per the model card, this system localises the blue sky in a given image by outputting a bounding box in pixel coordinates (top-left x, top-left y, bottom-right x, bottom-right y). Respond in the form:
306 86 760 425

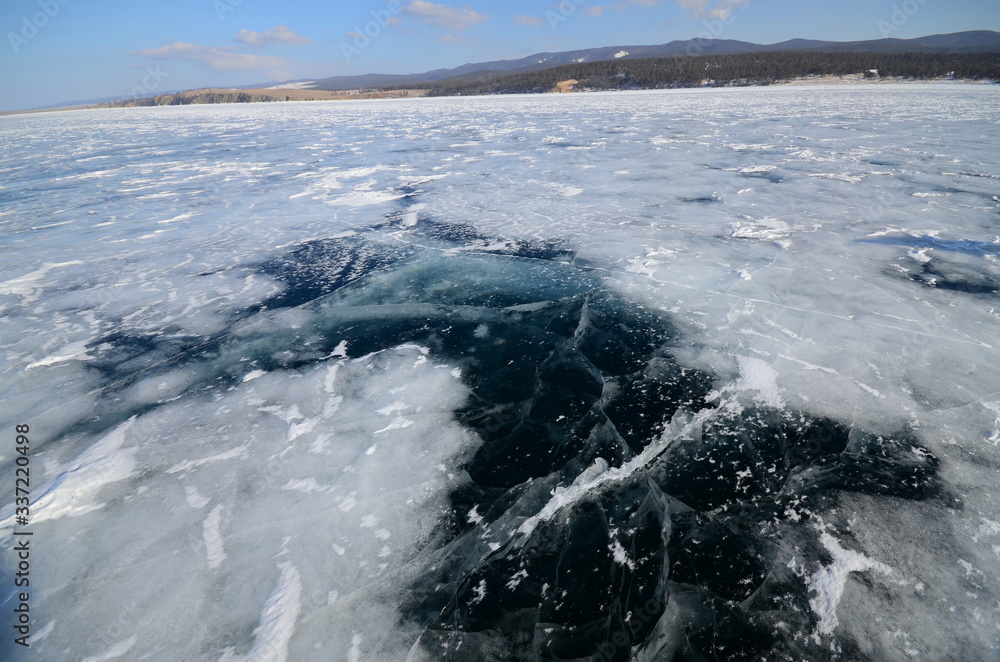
1 0 998 110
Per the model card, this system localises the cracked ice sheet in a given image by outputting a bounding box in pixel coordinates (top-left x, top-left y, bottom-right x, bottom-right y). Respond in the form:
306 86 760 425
1 85 999 661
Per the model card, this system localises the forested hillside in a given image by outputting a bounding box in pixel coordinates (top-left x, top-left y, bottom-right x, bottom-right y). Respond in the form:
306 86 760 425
398 51 1000 96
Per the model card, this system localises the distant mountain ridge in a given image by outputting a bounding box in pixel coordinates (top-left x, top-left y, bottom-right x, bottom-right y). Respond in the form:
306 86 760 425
284 30 1000 92
21 30 1000 111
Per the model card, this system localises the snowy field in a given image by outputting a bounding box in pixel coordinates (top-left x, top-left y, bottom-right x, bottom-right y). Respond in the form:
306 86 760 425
1 84 999 661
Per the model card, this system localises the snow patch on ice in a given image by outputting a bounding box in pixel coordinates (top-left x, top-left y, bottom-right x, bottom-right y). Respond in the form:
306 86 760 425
1 419 137 527
25 339 93 369
243 370 267 382
282 477 336 494
734 356 784 407
374 416 415 434
158 212 196 225
972 519 1000 544
203 505 227 569
347 633 363 662
808 531 892 637
609 536 636 571
0 260 83 303
728 216 791 242
220 560 302 662
185 486 210 509
166 443 250 474
81 636 138 662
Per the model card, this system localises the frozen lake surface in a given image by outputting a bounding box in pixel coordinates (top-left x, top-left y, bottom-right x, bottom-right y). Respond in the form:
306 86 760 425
1 84 999 661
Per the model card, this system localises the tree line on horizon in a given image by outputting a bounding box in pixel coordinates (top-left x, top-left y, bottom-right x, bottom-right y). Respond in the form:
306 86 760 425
392 51 1000 96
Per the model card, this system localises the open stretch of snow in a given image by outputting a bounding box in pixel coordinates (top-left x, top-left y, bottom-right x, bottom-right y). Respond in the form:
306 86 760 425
1 85 999 661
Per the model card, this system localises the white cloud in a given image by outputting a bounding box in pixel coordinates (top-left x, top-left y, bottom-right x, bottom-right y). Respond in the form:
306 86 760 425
709 0 750 19
138 42 288 71
514 14 544 27
138 26 311 73
403 1 490 30
613 0 746 19
676 0 707 16
235 26 312 48
584 6 606 16
676 0 749 19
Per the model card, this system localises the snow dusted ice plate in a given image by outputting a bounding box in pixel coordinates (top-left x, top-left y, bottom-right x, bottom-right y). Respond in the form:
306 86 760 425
0 84 999 661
